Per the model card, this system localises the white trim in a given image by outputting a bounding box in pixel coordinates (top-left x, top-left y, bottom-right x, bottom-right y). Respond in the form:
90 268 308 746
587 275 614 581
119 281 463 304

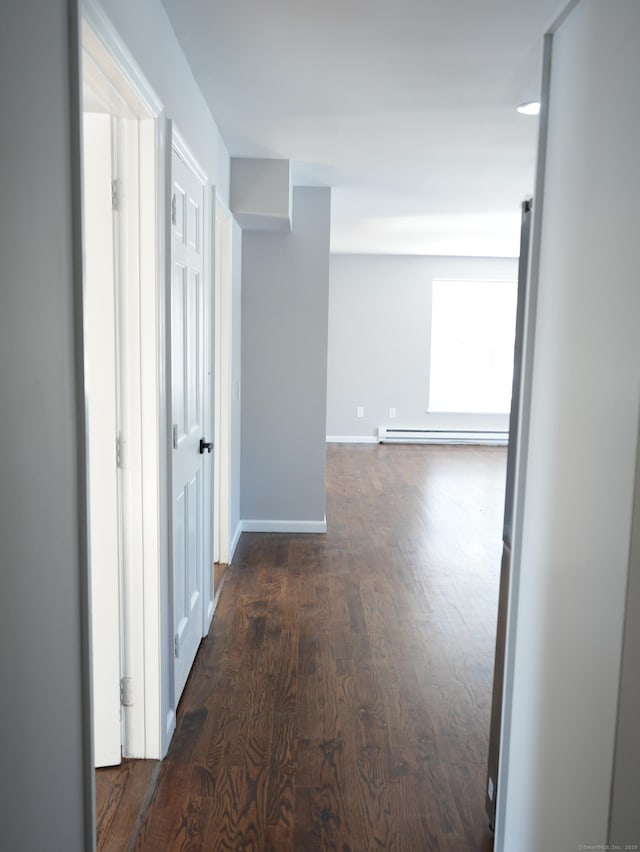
214 197 233 565
378 427 508 446
206 599 215 631
172 128 207 187
212 577 224 610
242 518 328 534
115 114 146 759
165 708 176 746
212 201 221 564
81 0 162 118
326 435 378 444
229 521 243 563
211 561 228 612
203 182 215 635
159 115 173 757
203 547 232 636
142 110 167 761
205 558 229 633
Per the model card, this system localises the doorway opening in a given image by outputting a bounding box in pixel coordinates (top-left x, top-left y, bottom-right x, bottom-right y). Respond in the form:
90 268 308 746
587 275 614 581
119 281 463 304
81 8 166 774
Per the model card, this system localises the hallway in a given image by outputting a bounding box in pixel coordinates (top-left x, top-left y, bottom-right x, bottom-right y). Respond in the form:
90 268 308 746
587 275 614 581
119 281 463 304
100 443 503 850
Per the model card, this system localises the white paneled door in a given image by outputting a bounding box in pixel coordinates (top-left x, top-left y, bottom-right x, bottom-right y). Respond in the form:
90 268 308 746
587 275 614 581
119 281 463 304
171 147 209 705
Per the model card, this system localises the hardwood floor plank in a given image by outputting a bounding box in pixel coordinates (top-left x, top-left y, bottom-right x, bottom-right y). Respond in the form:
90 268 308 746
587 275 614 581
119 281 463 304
95 759 159 852
266 711 296 829
133 764 195 851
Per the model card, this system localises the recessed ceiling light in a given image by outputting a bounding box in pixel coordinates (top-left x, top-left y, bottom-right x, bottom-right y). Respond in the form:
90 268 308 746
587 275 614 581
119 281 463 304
517 101 541 116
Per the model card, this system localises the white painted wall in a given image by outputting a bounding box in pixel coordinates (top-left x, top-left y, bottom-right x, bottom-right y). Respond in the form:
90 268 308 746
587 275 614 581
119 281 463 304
498 2 640 849
0 2 92 849
241 188 331 531
97 0 230 201
327 254 518 439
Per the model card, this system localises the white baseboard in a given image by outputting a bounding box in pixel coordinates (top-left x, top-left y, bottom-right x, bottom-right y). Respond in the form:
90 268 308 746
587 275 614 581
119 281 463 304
241 517 327 534
212 567 227 611
205 598 214 631
163 708 176 757
326 435 377 444
378 426 508 446
229 521 243 562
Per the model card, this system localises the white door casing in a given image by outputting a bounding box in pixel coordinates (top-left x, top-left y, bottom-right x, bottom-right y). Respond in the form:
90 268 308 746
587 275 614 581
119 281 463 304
202 186 215 632
214 199 233 568
112 113 148 755
83 112 122 768
171 146 208 704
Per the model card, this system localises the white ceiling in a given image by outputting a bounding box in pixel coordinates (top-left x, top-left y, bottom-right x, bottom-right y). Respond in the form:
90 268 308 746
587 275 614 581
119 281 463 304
161 0 564 257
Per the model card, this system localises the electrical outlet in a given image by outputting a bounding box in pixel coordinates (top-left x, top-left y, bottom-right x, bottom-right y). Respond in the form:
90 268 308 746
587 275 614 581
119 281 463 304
389 407 396 419
356 406 364 418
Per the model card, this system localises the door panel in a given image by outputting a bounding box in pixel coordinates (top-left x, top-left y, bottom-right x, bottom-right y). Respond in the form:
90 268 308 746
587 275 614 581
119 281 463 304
172 264 186 440
171 148 206 704
187 270 201 432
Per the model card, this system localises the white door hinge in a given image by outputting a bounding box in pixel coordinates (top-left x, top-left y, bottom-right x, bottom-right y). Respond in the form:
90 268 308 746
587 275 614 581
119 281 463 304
120 677 134 707
171 193 176 225
116 432 126 468
174 633 180 658
172 424 178 449
111 179 119 211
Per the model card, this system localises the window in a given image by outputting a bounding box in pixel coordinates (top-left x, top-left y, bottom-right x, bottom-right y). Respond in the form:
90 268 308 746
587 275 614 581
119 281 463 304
428 279 517 414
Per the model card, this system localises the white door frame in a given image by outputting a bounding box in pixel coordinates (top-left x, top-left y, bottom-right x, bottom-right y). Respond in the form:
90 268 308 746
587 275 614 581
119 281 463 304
82 0 170 759
213 196 233 568
82 110 122 768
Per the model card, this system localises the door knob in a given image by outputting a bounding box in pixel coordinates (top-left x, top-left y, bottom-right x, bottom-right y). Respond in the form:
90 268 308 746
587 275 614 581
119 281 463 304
199 438 213 454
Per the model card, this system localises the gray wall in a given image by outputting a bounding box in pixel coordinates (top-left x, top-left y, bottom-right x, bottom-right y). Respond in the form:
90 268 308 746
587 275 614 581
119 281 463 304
0 2 92 850
241 188 331 528
327 254 518 439
498 1 640 849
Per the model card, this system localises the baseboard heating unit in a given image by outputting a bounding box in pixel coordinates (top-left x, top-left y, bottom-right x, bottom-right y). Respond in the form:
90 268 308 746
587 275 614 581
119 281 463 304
378 427 508 446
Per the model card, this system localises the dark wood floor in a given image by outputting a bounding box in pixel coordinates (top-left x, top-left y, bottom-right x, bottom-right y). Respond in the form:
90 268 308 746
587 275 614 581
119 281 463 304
99 443 504 851
96 759 160 851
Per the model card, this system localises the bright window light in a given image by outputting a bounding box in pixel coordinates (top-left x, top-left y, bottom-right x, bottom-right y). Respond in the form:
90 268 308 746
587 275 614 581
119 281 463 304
517 100 541 115
428 279 517 414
